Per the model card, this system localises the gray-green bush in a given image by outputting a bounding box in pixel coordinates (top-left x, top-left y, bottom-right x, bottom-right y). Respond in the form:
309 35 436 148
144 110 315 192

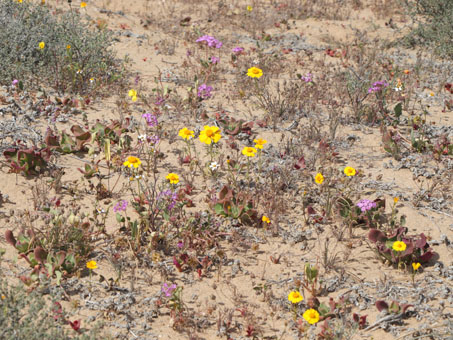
0 0 123 94
0 276 101 340
404 0 453 58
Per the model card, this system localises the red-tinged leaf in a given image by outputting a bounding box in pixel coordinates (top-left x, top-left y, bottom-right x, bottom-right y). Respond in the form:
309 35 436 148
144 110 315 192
5 230 16 247
401 304 413 314
375 300 389 312
359 315 367 329
69 320 81 331
294 156 305 169
419 251 434 263
368 229 386 243
415 233 427 248
34 246 47 264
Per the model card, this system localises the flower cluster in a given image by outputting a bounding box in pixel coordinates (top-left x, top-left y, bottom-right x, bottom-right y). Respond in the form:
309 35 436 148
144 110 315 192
142 113 158 127
356 199 377 212
300 73 313 82
232 47 244 55
157 190 178 210
197 84 213 99
162 283 177 297
138 134 160 144
368 81 388 94
210 56 219 64
196 35 222 48
113 200 128 213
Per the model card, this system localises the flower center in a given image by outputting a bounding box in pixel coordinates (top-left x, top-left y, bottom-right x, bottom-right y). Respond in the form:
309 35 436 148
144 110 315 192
206 129 214 137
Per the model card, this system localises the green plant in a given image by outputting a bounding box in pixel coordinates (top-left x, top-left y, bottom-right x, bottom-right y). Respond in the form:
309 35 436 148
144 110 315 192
403 0 453 58
5 210 94 285
368 227 436 267
212 185 258 226
0 0 124 94
0 276 102 339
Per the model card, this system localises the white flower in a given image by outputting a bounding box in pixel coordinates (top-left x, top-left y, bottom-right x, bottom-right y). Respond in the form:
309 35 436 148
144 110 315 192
138 134 147 142
209 161 220 171
394 85 402 92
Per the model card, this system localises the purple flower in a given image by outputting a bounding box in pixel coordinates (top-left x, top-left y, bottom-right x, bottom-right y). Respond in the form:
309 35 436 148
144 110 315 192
356 199 377 212
196 35 222 49
197 84 213 99
113 200 128 213
157 190 177 210
210 56 220 64
232 47 244 54
177 241 184 249
301 73 313 82
162 283 177 297
148 135 160 144
368 81 388 93
12 79 19 86
142 113 158 127
154 96 165 106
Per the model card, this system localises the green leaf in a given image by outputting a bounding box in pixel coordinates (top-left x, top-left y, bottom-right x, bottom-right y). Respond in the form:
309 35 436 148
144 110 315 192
116 212 124 223
215 203 226 216
394 102 402 118
318 302 330 316
55 270 62 285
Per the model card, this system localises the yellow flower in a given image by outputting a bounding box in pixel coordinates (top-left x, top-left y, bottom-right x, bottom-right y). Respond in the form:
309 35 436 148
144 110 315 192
344 166 356 177
247 67 263 79
429 91 435 97
393 197 399 204
128 89 137 102
242 146 257 157
288 291 303 304
392 241 407 252
123 156 141 168
66 44 71 50
166 173 179 184
303 309 320 324
80 1 87 8
179 127 194 140
1 294 5 300
199 126 221 144
262 216 270 224
86 260 97 270
39 41 45 49
412 262 421 271
247 5 253 11
17 0 23 3
315 173 324 184
253 138 267 149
